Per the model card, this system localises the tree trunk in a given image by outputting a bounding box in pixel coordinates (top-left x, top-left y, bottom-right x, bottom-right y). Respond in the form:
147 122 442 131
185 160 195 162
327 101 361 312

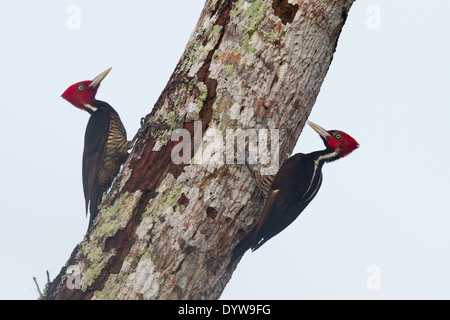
43 0 354 300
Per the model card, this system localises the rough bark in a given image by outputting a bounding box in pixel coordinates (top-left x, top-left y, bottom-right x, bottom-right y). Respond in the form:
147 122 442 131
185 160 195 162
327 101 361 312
43 0 354 300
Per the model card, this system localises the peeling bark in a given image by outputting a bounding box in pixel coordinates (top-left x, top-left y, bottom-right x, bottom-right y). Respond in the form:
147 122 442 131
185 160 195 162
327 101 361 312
43 0 354 300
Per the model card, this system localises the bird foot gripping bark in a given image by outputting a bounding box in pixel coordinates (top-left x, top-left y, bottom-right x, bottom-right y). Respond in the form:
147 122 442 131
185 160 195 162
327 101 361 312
225 146 255 176
226 145 274 200
130 117 146 146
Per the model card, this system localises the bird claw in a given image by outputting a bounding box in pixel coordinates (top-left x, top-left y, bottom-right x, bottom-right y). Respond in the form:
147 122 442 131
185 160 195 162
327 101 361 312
131 117 146 145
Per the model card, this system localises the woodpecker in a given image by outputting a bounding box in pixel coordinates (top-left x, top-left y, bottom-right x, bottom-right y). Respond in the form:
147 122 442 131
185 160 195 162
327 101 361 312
61 67 133 229
230 121 359 264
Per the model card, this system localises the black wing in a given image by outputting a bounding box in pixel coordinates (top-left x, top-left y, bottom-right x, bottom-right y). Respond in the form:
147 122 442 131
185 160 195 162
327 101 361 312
82 103 111 223
251 153 321 250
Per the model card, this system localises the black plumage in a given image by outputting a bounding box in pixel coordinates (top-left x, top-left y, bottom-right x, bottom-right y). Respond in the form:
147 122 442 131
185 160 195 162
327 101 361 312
83 100 131 229
231 151 327 262
229 121 359 267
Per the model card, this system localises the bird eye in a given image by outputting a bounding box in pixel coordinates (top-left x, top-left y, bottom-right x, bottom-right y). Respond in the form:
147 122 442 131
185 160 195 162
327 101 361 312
334 132 342 140
78 84 85 91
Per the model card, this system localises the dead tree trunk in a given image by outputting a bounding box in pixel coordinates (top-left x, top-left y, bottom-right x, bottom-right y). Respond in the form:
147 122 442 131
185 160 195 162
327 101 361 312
43 0 354 300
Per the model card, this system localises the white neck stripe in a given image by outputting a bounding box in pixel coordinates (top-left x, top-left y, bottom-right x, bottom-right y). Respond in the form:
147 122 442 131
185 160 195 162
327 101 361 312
315 149 340 164
304 149 339 197
83 103 98 112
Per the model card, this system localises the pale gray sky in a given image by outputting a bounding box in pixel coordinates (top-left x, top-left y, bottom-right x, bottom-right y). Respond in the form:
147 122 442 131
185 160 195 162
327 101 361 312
1 0 449 299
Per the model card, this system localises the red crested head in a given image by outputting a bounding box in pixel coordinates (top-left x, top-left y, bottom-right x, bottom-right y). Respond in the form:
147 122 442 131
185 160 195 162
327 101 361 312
61 67 112 112
307 121 359 158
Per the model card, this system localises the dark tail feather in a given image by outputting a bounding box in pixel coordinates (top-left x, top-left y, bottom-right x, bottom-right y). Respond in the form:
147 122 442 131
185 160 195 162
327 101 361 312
87 187 103 231
227 227 256 270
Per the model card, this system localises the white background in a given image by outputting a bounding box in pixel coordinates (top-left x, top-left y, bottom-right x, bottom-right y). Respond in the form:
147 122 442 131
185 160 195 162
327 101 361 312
0 0 449 299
